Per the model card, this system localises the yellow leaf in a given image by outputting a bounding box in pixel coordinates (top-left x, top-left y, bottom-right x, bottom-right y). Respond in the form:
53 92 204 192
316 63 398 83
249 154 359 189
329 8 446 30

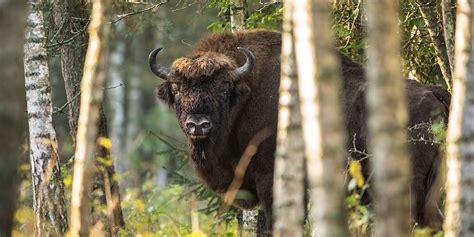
97 156 113 167
349 160 365 188
15 207 34 225
135 200 145 212
64 174 73 188
135 232 151 237
98 137 112 150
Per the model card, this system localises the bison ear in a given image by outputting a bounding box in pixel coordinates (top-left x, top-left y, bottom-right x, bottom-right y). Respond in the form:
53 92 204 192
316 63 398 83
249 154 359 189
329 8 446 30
156 81 174 105
230 82 251 107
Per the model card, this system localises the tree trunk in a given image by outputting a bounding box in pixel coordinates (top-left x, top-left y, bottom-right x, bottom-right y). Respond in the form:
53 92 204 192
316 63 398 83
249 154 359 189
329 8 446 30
273 0 306 236
107 21 128 190
311 0 350 236
366 0 411 236
228 2 260 230
70 0 112 236
415 0 453 90
124 36 143 187
293 0 349 236
52 0 88 147
229 0 247 32
444 0 473 236
442 0 456 74
24 0 68 235
0 1 28 236
97 110 125 234
53 0 124 233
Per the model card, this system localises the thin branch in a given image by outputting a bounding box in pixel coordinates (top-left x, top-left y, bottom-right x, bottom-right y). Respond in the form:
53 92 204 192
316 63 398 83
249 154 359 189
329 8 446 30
148 130 187 152
220 127 273 212
53 83 123 114
47 20 90 48
111 1 169 24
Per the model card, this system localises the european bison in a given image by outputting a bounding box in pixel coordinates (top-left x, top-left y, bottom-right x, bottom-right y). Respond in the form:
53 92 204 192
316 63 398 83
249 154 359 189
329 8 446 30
149 29 449 231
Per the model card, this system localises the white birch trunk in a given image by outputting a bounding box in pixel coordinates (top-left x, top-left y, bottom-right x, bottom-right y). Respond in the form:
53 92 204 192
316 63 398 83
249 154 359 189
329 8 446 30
444 0 473 236
229 0 247 32
229 0 260 228
273 0 306 236
442 0 456 74
24 0 67 235
366 0 411 236
293 0 349 236
311 0 350 236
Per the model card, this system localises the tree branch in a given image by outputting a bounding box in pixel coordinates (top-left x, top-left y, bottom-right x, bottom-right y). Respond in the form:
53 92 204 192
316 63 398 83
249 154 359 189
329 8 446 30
111 1 168 24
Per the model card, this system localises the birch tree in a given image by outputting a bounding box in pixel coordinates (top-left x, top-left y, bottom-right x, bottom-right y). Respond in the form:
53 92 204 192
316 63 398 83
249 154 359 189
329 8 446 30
273 0 306 236
228 1 263 231
24 0 67 235
70 0 112 235
229 0 247 31
442 0 456 74
444 0 473 236
310 0 349 235
293 0 349 236
0 0 27 235
366 0 411 236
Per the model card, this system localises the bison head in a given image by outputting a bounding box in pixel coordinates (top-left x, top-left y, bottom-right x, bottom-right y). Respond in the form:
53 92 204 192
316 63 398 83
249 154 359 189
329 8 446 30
149 47 255 159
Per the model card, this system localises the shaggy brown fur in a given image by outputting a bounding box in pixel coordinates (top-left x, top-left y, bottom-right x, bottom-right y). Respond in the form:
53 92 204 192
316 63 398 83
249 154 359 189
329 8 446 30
153 29 448 232
171 52 238 79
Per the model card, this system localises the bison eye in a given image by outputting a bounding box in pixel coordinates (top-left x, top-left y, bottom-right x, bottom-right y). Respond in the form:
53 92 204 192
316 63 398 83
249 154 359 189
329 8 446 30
222 90 229 98
174 91 180 98
171 84 180 98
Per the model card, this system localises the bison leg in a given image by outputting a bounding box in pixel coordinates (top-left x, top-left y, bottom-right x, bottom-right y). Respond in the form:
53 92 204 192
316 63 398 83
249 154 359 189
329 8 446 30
256 172 274 235
421 156 443 229
410 145 443 230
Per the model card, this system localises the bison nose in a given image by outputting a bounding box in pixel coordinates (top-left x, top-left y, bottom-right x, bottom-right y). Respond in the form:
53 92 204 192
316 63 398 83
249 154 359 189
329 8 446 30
185 114 212 137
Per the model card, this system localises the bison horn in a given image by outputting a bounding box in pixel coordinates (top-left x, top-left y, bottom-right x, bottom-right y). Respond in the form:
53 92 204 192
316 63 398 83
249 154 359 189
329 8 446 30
148 48 171 80
230 47 256 81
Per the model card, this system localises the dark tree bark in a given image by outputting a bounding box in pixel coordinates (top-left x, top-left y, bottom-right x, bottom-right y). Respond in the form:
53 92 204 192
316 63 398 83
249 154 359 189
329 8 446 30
52 0 88 146
415 0 453 90
52 0 124 234
0 1 28 236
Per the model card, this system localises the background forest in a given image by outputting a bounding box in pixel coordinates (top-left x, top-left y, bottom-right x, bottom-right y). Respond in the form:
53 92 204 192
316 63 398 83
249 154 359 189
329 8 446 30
0 0 472 236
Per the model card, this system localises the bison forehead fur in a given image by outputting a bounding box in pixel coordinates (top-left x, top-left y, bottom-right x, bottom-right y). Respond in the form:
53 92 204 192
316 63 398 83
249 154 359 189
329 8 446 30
150 29 449 232
171 52 238 79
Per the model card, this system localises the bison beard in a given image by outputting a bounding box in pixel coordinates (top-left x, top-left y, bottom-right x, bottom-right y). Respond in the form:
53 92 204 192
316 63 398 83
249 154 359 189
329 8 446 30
149 29 449 233
188 140 209 165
